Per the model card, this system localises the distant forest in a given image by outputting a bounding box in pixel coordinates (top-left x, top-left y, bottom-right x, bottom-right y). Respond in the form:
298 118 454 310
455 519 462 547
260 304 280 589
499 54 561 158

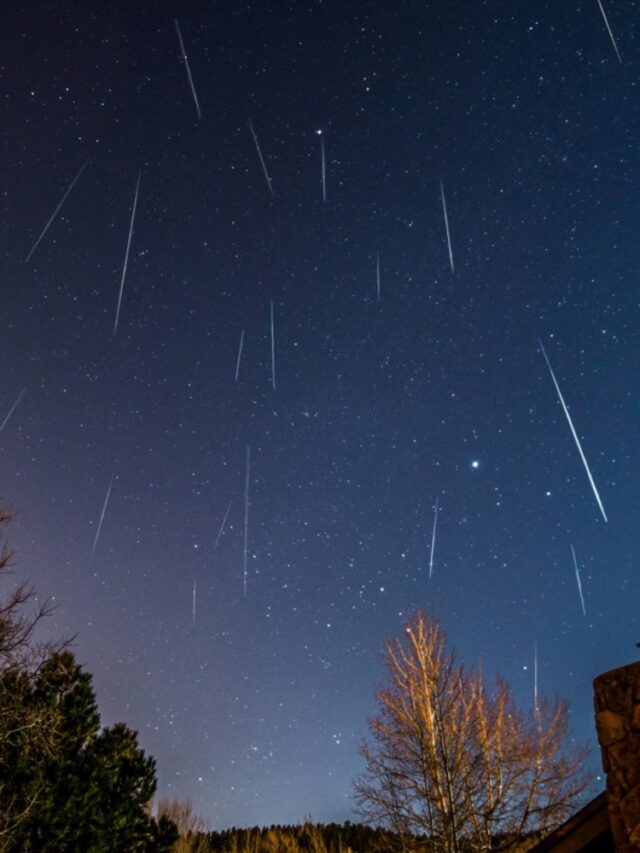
180 821 541 852
204 822 401 853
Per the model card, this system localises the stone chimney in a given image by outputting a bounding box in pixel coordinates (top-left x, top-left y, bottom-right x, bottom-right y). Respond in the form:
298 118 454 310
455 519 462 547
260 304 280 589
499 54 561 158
594 661 640 851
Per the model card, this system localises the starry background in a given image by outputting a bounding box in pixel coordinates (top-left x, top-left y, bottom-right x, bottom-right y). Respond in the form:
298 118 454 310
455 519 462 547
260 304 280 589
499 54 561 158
1 0 638 830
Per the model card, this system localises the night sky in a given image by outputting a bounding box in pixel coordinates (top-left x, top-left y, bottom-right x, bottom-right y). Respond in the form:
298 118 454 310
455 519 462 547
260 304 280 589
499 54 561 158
2 0 639 830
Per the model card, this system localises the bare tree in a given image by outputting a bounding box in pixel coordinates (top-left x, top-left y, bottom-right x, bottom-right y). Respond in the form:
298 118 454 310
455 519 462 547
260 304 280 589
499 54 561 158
0 508 65 673
0 508 68 847
355 612 590 852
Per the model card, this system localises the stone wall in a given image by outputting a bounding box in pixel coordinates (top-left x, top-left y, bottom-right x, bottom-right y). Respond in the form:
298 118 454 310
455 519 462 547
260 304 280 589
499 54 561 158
594 661 640 852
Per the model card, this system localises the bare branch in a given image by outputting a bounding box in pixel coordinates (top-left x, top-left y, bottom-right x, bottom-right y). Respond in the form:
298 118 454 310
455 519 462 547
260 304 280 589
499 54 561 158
355 611 590 851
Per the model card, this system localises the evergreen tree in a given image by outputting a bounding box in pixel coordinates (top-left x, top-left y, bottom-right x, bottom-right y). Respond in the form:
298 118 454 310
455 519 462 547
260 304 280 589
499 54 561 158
4 651 170 852
0 507 177 852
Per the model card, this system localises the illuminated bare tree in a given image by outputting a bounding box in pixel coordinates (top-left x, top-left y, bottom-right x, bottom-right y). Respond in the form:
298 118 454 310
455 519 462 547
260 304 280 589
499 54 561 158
355 612 589 852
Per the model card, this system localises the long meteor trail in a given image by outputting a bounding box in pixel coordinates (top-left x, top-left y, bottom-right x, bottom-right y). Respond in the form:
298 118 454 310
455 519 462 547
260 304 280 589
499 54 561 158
113 171 141 336
0 388 26 434
24 159 89 263
174 18 202 118
320 133 326 203
440 180 454 274
243 447 251 597
248 120 275 196
270 301 276 391
538 340 608 523
570 544 587 616
596 0 622 64
428 497 439 579
92 476 113 555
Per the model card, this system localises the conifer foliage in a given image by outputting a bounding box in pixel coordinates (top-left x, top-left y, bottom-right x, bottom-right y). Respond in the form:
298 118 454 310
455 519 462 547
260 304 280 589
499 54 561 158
0 508 177 852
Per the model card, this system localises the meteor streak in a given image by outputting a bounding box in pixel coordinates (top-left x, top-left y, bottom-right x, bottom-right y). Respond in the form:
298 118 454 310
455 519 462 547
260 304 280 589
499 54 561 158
248 120 274 196
174 18 202 118
113 171 141 336
0 388 26 434
534 641 539 716
235 330 245 381
538 340 607 523
596 0 622 63
440 180 454 274
214 501 232 551
92 476 113 555
25 159 89 263
320 132 326 203
570 544 587 616
270 301 276 391
243 447 251 597
428 498 439 579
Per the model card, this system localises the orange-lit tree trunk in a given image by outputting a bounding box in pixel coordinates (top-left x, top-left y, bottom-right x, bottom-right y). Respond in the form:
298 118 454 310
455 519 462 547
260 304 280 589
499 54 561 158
355 612 589 852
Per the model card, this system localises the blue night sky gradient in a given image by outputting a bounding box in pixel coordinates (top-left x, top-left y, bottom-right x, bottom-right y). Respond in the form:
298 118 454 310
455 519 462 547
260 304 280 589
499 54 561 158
1 0 639 829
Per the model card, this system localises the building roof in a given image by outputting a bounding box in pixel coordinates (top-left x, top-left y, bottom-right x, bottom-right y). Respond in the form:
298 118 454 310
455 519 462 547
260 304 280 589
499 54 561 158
528 792 614 852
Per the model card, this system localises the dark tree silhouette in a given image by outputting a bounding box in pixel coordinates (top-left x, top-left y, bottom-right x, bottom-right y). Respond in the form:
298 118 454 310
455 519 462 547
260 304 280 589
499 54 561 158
0 506 177 852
